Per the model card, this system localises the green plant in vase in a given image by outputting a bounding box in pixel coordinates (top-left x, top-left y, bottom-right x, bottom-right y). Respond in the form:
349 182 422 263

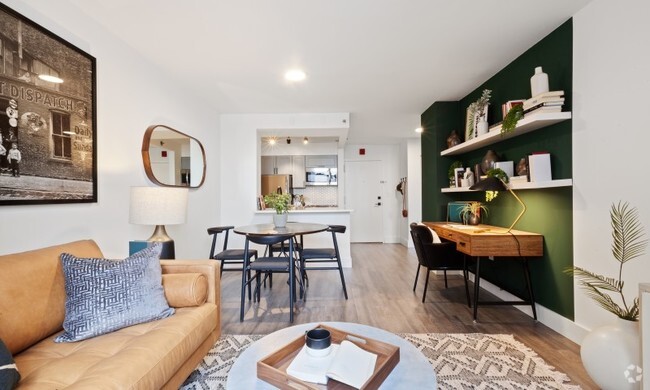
448 161 463 187
501 105 524 135
459 201 488 225
263 193 291 214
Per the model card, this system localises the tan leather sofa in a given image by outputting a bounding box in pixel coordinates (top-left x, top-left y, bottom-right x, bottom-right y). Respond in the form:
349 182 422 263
0 240 220 389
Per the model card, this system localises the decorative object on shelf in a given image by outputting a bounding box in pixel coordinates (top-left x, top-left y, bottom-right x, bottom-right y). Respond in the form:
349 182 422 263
459 201 488 225
480 149 499 175
129 186 189 259
454 168 466 189
516 158 528 176
446 130 462 149
470 172 525 233
501 105 525 135
476 118 489 137
493 161 514 179
566 201 646 390
462 167 475 188
501 100 525 119
263 193 292 227
528 153 552 182
530 66 549 97
465 89 492 141
448 161 463 187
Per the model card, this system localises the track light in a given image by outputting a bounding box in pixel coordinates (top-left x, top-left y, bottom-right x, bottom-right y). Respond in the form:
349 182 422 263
286 137 291 144
303 137 309 144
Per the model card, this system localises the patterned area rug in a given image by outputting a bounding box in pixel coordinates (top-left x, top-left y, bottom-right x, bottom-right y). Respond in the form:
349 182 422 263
181 333 580 389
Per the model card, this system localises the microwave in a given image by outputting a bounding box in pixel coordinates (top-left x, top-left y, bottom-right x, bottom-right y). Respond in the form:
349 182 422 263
305 168 337 186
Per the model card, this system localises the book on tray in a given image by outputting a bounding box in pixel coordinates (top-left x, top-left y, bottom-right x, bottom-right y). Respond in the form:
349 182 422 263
287 340 378 389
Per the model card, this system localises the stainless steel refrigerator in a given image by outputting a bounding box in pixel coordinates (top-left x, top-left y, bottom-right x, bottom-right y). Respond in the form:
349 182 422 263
261 174 293 196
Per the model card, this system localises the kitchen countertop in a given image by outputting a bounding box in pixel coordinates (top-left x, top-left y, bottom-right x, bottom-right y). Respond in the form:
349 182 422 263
255 208 352 214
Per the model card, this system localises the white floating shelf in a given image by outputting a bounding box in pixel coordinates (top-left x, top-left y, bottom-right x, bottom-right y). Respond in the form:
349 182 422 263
441 179 573 193
440 111 572 156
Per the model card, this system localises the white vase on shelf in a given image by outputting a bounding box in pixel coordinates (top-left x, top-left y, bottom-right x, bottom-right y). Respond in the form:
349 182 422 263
476 119 489 137
530 66 549 97
580 317 641 390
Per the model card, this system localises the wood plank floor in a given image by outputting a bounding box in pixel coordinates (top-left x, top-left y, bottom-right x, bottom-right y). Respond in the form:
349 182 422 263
220 243 597 388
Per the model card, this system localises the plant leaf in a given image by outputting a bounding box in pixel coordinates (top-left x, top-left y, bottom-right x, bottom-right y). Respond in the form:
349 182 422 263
568 266 622 292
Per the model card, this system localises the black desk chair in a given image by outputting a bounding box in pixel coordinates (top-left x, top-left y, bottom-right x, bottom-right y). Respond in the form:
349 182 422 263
410 223 470 304
241 233 298 323
207 226 258 277
300 225 348 299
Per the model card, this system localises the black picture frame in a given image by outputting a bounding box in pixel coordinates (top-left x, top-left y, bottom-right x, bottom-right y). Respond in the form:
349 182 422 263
0 3 97 205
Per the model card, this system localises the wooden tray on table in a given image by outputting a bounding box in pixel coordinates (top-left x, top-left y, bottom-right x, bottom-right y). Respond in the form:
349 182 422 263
257 324 400 389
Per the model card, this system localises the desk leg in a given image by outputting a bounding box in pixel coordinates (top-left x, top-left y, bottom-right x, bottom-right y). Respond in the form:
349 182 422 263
473 257 481 322
522 257 537 320
463 255 471 308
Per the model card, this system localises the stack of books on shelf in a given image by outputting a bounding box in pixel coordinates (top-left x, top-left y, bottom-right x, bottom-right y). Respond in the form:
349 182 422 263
523 90 564 114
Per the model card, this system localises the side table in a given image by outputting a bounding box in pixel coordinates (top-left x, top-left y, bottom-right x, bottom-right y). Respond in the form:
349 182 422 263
226 321 436 389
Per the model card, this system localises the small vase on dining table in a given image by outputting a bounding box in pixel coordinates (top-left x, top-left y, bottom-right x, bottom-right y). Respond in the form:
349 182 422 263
273 213 288 228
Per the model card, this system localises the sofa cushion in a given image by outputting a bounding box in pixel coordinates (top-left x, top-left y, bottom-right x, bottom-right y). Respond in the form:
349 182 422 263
162 273 208 307
15 304 218 389
0 240 104 354
55 244 174 343
0 339 20 389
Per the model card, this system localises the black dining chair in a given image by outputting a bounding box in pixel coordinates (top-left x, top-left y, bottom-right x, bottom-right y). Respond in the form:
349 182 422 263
410 223 470 304
240 233 298 323
207 226 258 277
299 225 348 299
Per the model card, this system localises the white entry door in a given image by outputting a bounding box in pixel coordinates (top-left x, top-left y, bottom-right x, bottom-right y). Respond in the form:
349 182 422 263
345 160 383 242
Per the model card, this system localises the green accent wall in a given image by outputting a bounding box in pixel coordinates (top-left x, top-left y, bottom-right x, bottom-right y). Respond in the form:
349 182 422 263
421 19 574 319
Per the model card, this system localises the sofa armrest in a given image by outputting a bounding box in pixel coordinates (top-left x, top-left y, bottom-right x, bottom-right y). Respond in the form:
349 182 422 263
160 260 220 306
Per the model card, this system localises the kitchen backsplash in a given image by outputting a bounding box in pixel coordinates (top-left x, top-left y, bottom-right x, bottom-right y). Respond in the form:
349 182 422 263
293 186 337 206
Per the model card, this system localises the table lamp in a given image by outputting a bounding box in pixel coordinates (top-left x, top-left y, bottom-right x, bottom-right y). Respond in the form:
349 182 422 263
129 186 188 259
469 176 526 233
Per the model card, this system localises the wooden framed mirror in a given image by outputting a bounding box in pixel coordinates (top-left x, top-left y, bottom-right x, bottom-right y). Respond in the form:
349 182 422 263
141 124 206 188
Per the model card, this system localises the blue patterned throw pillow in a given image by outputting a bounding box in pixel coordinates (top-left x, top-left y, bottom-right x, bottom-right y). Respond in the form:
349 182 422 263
55 243 174 343
0 338 20 389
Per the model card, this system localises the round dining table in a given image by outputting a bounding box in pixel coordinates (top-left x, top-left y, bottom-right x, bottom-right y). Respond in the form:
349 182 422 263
233 222 329 236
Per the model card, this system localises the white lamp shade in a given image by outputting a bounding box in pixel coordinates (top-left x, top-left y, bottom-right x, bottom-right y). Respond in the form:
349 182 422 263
129 187 188 225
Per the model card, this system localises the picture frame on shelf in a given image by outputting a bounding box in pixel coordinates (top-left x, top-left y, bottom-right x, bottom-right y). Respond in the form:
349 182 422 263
454 167 466 188
0 3 97 206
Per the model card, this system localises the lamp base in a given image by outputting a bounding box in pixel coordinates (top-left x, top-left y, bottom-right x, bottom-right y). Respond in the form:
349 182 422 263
146 225 175 259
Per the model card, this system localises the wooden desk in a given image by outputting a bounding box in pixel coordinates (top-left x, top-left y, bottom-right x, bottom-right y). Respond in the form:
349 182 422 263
424 222 543 321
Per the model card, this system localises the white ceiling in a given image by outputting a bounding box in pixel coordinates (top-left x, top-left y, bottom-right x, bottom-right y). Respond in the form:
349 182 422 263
65 0 591 143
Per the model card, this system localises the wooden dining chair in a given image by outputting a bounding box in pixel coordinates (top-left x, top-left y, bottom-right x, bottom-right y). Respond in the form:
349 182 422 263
241 233 298 323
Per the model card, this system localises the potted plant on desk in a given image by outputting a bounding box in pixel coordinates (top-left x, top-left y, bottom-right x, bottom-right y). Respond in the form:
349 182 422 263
459 201 488 225
264 193 292 227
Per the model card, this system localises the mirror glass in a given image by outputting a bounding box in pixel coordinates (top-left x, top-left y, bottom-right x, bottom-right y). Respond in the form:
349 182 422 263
142 125 206 188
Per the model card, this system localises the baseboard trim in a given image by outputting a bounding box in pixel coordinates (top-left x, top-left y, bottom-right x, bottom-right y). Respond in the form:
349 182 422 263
466 272 588 344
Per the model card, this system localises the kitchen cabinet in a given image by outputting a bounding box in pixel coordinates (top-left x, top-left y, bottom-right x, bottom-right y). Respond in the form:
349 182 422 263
261 155 306 188
305 155 337 168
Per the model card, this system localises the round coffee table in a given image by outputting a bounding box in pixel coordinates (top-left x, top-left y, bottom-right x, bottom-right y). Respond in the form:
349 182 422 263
226 321 436 389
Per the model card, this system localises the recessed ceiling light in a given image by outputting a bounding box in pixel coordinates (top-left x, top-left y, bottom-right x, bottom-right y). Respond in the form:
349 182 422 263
303 137 309 144
284 69 306 82
268 137 277 145
38 74 64 83
415 127 423 133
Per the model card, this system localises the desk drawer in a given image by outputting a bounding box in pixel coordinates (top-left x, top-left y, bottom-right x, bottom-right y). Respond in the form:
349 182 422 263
455 236 472 255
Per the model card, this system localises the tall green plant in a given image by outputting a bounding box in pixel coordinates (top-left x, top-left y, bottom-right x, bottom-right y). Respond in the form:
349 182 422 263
566 201 647 321
263 193 291 214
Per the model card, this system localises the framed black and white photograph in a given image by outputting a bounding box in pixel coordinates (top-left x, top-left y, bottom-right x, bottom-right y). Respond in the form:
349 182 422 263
0 3 96 205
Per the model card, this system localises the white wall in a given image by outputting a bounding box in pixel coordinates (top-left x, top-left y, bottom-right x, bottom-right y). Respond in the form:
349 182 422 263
0 0 219 259
344 143 402 243
405 138 422 248
573 0 650 331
